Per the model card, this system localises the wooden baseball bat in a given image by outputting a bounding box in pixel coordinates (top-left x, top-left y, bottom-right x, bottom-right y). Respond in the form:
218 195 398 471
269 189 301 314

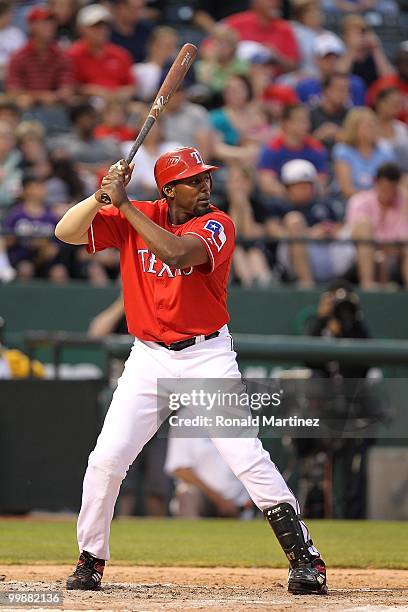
96 43 198 205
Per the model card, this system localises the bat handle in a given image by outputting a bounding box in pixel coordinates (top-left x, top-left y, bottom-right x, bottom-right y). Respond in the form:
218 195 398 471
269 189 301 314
126 115 156 164
97 191 112 205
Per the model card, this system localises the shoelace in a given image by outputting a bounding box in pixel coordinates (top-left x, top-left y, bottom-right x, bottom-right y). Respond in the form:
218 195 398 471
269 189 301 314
75 556 98 577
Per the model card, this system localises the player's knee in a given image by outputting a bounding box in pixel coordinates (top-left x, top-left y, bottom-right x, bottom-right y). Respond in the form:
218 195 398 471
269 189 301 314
88 445 134 480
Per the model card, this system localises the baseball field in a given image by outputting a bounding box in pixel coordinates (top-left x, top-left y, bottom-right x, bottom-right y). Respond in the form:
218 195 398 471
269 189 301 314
0 518 407 611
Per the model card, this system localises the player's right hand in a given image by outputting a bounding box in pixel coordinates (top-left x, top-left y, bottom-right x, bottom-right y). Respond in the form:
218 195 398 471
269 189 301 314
107 160 134 186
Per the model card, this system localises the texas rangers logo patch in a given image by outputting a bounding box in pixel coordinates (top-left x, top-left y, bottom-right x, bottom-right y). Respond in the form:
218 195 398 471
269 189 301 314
204 220 226 251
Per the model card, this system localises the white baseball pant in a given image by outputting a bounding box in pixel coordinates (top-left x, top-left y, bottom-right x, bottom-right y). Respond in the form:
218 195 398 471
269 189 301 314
77 325 309 560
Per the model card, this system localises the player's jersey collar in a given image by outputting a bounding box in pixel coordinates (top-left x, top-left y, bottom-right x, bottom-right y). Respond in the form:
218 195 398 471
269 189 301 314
166 202 217 227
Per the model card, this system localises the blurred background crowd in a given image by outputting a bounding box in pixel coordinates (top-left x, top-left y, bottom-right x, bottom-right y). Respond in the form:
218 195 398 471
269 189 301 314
0 0 407 290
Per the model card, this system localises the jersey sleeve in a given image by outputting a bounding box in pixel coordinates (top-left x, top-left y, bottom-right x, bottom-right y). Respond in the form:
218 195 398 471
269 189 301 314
87 205 127 253
185 213 235 274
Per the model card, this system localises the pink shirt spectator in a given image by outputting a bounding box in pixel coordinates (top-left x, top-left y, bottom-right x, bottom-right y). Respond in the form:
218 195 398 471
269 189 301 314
346 189 408 242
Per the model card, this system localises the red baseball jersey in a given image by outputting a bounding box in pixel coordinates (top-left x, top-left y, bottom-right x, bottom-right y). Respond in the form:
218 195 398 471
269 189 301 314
87 199 235 344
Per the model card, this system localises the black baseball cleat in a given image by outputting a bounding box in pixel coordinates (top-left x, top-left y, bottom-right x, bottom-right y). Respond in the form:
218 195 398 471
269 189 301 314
263 503 328 596
66 550 105 590
288 557 328 595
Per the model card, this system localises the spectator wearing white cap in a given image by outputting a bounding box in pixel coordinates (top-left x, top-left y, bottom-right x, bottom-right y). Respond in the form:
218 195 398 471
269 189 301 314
296 32 366 107
290 0 336 78
68 3 136 102
265 159 343 286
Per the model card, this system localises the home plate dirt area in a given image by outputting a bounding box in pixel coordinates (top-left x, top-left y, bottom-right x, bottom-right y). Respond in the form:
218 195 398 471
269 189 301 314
1 566 408 611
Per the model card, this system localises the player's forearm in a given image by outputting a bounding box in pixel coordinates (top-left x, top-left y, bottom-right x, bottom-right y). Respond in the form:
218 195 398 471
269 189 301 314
119 201 194 267
55 195 102 244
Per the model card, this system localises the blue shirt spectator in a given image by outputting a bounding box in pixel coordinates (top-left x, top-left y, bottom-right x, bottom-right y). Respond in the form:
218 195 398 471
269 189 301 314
258 134 328 178
297 74 366 106
210 108 240 146
332 142 396 192
295 32 366 106
110 0 154 63
333 107 396 199
257 104 329 199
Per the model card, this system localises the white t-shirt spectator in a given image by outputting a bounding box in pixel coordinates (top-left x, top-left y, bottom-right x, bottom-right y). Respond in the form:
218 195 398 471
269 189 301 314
378 121 408 172
121 140 181 198
0 25 25 80
132 62 162 102
161 102 212 149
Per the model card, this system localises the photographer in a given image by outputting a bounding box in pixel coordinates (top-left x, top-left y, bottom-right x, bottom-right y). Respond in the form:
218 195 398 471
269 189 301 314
298 280 373 518
305 280 370 379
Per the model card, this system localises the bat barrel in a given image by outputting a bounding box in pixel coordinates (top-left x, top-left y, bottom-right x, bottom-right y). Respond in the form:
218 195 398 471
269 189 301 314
96 42 198 203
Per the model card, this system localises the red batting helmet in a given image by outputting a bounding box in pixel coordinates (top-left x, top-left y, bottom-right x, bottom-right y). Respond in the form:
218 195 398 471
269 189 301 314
154 147 218 194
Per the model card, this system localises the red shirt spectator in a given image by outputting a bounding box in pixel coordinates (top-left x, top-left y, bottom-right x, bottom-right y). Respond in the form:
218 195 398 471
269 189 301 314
68 40 135 90
68 4 135 100
223 0 299 71
94 124 136 142
7 41 73 92
6 7 73 104
94 101 137 143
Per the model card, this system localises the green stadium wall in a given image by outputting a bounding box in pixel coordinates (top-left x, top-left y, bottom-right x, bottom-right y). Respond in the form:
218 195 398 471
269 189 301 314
1 282 408 341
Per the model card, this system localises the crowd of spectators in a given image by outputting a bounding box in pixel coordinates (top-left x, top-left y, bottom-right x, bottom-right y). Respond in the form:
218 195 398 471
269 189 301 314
0 0 407 289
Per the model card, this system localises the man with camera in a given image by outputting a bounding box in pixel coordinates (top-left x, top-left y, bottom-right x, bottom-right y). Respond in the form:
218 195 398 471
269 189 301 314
300 280 373 518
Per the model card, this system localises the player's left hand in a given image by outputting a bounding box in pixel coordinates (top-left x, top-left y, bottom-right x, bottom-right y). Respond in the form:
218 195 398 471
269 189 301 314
100 172 130 209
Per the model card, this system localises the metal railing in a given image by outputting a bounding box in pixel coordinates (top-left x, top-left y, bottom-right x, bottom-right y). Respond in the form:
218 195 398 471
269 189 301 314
24 331 408 379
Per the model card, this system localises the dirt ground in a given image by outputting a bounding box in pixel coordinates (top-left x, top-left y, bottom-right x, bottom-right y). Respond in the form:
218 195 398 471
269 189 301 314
0 565 407 612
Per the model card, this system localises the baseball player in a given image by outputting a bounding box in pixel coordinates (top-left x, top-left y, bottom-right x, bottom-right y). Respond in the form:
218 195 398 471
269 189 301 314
55 147 327 595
